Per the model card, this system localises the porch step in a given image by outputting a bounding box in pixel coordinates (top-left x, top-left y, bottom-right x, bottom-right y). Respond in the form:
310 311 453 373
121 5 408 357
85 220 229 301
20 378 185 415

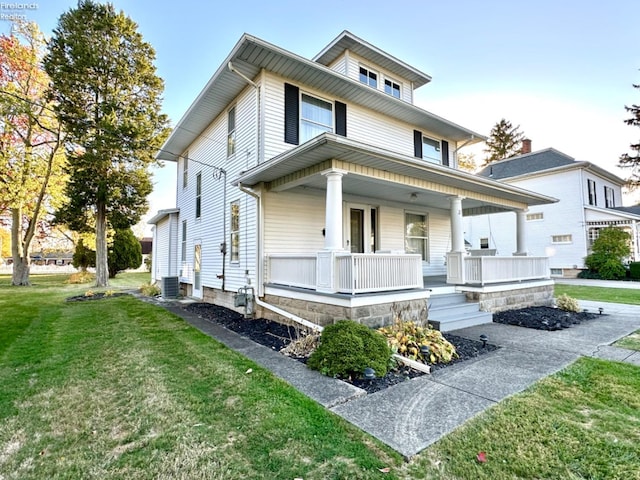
428 292 493 332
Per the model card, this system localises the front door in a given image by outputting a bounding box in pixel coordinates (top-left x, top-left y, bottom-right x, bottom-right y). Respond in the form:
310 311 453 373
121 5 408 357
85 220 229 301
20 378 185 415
193 242 202 298
347 205 377 253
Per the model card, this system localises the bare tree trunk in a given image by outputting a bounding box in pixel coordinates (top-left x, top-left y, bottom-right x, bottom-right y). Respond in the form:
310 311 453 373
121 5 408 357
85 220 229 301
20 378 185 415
95 201 109 287
11 208 31 286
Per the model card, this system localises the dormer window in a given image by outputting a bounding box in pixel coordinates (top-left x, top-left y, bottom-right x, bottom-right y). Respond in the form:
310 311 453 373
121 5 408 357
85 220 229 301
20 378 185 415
359 66 377 88
384 78 401 99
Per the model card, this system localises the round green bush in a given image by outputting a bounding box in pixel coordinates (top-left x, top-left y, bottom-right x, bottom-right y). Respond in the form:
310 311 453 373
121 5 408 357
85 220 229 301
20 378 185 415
307 320 391 379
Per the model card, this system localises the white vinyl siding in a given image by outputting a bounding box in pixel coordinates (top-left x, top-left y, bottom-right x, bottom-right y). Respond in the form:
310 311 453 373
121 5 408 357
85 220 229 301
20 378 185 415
151 214 179 283
174 81 259 292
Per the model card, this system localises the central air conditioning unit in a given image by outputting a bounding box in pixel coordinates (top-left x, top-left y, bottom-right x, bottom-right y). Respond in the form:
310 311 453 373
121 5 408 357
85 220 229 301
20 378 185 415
161 276 179 299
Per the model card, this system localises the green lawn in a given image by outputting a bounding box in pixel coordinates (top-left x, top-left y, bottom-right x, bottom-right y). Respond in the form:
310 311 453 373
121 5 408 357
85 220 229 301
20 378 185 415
2 273 640 479
554 284 640 305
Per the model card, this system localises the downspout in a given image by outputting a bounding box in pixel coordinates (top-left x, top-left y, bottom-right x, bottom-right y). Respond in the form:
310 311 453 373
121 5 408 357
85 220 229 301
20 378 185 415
255 297 323 333
238 183 262 296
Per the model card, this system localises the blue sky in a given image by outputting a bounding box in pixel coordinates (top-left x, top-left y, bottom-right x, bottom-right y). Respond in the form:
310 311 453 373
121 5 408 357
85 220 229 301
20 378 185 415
3 0 640 229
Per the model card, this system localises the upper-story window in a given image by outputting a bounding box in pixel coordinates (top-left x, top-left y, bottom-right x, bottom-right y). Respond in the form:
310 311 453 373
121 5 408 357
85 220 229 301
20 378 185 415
422 136 441 163
604 186 615 208
195 172 202 219
587 179 597 206
227 106 236 157
359 66 377 88
182 152 188 189
300 93 333 143
384 78 401 99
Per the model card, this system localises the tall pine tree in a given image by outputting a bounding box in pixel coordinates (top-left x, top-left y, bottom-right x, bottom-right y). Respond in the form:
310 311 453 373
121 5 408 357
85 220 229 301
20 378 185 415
619 81 640 188
483 118 525 166
44 0 169 287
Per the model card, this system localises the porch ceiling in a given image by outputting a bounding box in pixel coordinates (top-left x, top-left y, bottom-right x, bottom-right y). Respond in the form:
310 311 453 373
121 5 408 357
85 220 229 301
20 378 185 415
236 134 558 213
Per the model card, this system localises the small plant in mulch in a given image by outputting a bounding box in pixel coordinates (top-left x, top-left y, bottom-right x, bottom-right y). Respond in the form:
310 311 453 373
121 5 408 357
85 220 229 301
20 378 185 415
378 320 458 364
307 320 392 379
280 331 320 359
555 293 580 312
66 291 129 302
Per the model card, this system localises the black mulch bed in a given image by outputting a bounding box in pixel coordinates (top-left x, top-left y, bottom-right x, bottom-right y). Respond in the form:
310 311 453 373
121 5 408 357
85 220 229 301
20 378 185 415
184 302 498 394
493 306 600 331
66 292 129 302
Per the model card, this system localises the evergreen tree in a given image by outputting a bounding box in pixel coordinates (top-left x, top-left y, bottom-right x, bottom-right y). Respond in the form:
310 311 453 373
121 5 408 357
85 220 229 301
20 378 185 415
44 1 169 287
619 80 640 187
483 118 525 166
108 228 141 278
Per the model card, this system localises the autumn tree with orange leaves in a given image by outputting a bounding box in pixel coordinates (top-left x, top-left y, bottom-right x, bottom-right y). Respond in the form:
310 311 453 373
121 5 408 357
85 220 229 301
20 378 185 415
0 21 67 285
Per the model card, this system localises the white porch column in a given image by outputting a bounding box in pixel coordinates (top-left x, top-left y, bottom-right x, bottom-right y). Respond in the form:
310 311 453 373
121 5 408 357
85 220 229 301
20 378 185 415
322 168 347 251
450 196 466 252
446 196 467 285
514 209 528 256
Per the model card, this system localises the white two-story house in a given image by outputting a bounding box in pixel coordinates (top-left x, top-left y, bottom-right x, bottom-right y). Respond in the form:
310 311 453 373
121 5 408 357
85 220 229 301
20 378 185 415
149 31 556 330
465 143 640 277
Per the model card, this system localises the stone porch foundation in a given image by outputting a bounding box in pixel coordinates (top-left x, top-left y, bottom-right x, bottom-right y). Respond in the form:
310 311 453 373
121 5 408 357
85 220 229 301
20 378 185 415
458 280 554 313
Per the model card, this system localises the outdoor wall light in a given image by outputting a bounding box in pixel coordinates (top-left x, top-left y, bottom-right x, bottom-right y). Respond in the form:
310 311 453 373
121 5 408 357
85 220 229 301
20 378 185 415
420 344 430 356
363 367 376 380
479 334 488 348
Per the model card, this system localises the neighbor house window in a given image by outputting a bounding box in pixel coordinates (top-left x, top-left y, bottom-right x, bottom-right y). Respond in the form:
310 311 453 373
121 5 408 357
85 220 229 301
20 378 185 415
588 227 600 246
422 136 441 163
182 152 188 189
227 106 236 156
526 212 544 221
480 237 489 249
181 220 187 262
587 179 597 206
552 234 572 244
550 268 563 276
300 93 333 143
605 186 615 208
359 66 377 88
230 201 240 263
384 78 401 98
405 212 428 261
195 172 202 219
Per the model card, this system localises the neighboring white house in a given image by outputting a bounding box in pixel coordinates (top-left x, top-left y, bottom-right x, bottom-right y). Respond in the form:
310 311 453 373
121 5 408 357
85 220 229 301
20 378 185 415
465 144 640 277
149 31 557 329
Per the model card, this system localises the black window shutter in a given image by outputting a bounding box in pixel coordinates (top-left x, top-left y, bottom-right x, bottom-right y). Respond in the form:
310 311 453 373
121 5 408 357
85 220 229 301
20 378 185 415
335 101 347 137
441 140 449 166
413 130 422 158
284 83 299 145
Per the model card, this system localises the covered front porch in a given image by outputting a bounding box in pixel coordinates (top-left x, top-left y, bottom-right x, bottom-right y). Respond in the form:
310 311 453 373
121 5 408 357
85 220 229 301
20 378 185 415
237 133 556 298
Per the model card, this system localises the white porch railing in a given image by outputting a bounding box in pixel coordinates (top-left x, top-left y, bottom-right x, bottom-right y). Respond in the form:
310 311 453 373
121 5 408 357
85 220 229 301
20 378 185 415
267 254 317 289
267 253 423 294
335 253 423 294
463 255 549 285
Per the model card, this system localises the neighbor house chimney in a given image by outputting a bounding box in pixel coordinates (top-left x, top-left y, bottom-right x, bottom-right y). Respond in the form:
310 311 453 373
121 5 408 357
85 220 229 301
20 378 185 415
521 138 532 154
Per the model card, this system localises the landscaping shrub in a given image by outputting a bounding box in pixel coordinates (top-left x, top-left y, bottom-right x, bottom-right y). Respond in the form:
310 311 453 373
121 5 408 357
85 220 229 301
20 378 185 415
139 282 161 296
630 262 640 280
307 320 391 378
378 320 458 364
556 293 580 312
66 270 95 284
584 227 631 280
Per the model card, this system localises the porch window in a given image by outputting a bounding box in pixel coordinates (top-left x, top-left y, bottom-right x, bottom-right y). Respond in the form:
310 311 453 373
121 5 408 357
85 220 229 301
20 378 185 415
384 78 401 99
227 106 236 157
230 201 240 263
300 93 333 143
588 227 600 247
195 172 202 219
605 186 615 208
181 220 187 262
359 66 377 88
405 212 428 261
587 179 597 206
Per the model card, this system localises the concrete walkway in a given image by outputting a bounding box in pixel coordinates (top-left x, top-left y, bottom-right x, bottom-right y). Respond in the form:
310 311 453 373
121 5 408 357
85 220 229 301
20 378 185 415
161 299 640 459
